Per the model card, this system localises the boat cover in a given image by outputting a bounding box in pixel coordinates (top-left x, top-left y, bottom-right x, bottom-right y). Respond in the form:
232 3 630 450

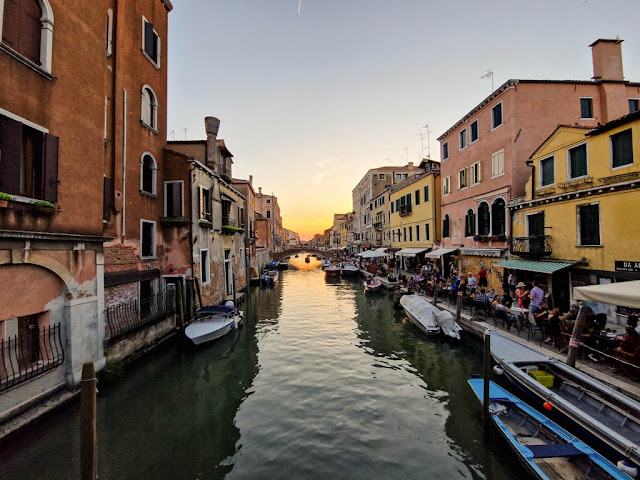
197 305 236 315
489 331 548 364
400 295 439 331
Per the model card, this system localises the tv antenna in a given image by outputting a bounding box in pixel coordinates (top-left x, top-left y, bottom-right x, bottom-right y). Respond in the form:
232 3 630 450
481 69 494 91
184 128 188 140
422 124 431 159
402 147 408 163
169 130 175 141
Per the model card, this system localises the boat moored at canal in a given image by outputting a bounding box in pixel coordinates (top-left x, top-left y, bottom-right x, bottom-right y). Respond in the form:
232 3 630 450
325 264 341 277
185 305 243 345
261 269 279 286
400 294 440 335
340 262 359 276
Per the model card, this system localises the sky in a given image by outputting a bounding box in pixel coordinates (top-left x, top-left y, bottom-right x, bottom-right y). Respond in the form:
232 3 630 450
167 0 640 240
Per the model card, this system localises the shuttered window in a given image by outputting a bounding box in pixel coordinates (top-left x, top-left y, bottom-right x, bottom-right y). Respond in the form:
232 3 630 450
491 199 506 235
540 156 555 186
143 18 160 66
0 115 58 201
423 185 429 202
578 204 600 246
415 189 420 205
141 87 157 131
164 181 183 217
568 144 588 178
527 212 545 237
611 129 633 168
465 209 475 237
2 0 42 65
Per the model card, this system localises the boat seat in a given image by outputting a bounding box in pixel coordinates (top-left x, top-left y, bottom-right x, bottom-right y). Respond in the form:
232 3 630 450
526 443 585 459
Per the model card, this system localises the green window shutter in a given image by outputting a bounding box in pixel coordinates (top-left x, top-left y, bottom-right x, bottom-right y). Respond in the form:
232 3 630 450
579 204 600 245
570 144 588 178
611 129 633 168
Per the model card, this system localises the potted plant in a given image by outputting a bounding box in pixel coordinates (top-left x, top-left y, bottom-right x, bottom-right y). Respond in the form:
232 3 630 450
221 225 242 235
0 192 12 208
33 200 55 213
161 216 188 226
221 173 232 184
199 219 212 228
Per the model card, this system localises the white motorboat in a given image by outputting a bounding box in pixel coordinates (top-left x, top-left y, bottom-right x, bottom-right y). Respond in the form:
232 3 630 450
321 259 332 269
185 305 243 345
340 262 359 276
325 264 341 277
435 309 462 340
363 276 382 292
261 269 279 286
399 294 441 335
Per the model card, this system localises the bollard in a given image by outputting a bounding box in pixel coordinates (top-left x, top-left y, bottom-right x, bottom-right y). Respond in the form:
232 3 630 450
176 281 185 330
81 361 97 480
483 331 491 437
455 292 463 322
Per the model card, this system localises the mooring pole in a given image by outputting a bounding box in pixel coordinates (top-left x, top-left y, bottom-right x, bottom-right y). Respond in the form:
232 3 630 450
483 330 491 437
455 292 463 322
433 282 439 307
176 280 185 329
81 361 97 480
567 305 589 367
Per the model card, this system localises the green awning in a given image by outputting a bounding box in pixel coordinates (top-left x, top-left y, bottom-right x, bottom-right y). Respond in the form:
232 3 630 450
495 259 574 275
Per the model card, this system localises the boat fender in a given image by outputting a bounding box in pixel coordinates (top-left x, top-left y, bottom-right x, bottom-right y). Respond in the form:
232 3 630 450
543 401 552 411
231 321 236 330
617 460 638 478
448 331 458 339
493 365 504 376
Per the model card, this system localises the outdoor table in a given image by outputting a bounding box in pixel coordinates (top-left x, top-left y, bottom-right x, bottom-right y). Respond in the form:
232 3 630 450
510 307 529 315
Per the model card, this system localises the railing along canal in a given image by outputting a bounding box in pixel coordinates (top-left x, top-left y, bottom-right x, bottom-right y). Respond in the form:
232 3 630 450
105 291 175 345
0 324 64 393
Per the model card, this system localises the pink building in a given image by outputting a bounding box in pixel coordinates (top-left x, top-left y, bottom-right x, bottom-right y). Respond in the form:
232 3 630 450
437 39 640 291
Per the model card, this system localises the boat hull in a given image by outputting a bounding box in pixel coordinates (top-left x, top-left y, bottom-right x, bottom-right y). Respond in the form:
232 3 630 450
405 309 440 335
363 281 382 293
325 268 341 277
185 311 243 346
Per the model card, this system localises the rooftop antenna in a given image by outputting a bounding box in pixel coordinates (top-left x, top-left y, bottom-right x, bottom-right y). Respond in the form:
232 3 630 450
169 130 175 141
422 124 431 159
184 128 188 140
417 131 425 158
385 157 391 166
481 69 494 92
403 147 408 164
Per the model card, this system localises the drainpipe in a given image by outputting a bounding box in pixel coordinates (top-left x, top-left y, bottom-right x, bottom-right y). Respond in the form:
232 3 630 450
187 162 196 318
526 160 535 201
121 90 127 243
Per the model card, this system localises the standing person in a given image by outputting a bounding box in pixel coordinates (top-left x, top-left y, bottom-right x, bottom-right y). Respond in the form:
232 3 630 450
478 267 488 288
529 280 545 316
508 270 517 296
516 282 529 309
467 272 478 291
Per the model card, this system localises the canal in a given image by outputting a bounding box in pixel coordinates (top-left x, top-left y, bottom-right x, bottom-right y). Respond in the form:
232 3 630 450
0 256 525 479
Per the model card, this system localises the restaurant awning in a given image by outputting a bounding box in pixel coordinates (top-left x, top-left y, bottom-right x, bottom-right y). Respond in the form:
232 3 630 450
573 280 640 309
425 247 459 258
395 247 430 257
494 259 573 275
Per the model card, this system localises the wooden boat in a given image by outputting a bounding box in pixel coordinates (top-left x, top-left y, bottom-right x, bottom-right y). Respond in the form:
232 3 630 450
490 331 640 470
325 264 341 277
468 378 632 480
363 276 382 293
278 260 289 270
185 305 243 346
399 294 440 335
261 269 279 286
340 262 359 276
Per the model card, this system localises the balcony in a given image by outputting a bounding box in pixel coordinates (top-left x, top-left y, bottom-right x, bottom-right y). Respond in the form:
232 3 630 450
510 235 552 258
373 222 383 231
399 204 412 217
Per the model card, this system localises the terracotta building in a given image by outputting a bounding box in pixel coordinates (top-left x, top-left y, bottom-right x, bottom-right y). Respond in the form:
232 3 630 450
437 39 640 291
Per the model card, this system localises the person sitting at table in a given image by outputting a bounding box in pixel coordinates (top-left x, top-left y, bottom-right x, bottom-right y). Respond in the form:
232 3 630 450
534 302 549 326
627 315 640 335
493 296 518 331
475 288 491 305
616 327 640 355
543 308 562 346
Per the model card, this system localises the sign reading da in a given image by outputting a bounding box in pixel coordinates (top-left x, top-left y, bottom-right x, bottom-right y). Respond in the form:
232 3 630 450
615 261 640 273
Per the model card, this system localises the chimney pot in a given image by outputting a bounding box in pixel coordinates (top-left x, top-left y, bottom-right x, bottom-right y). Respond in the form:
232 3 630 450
205 116 220 137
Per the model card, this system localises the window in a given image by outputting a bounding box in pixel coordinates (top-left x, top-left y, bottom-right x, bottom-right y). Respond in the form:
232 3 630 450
491 198 506 235
408 227 412 242
470 162 481 185
266 198 271 203
491 150 504 177
425 223 430 241
391 202 394 214
141 86 157 131
442 142 449 160
395 173 402 181
140 153 157 194
407 193 412 206
200 250 210 284
164 181 183 217
0 114 59 201
611 129 633 169
423 185 429 202
629 99 639 114
580 98 593 119
443 214 450 238
266 209 271 219
140 220 156 258
470 120 479 143
2 0 54 72
415 225 420 242
142 17 161 67
540 156 555 187
106 9 114 56
578 203 600 246
477 202 490 235
568 143 588 179
397 229 400 242
379 173 386 180
465 209 476 237
443 176 450 195
491 102 503 129
459 128 467 150
458 168 468 189
199 186 211 221
403 227 407 242
414 189 420 205
527 212 545 237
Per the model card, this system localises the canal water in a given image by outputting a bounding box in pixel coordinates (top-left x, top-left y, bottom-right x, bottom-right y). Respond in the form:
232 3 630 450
0 255 525 479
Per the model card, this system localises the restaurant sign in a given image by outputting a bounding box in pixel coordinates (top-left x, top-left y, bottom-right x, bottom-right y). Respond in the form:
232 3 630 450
615 261 640 273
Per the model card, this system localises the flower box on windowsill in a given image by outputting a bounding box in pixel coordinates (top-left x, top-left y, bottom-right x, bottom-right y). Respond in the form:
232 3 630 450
199 219 212 228
2 196 56 214
473 234 509 243
161 216 188 227
0 192 12 208
221 225 243 235
221 174 232 185
33 201 56 213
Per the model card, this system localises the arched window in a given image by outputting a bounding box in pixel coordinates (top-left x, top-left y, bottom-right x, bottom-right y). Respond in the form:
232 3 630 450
1 0 54 72
465 209 476 237
492 198 506 236
478 202 490 235
140 153 157 195
443 214 450 238
141 85 157 131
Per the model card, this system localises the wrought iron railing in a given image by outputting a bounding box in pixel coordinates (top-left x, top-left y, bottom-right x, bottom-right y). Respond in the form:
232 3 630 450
399 204 412 217
0 324 64 393
105 291 175 345
510 235 552 257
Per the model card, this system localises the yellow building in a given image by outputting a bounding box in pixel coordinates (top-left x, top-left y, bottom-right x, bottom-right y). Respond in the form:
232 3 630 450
503 111 640 315
389 168 441 269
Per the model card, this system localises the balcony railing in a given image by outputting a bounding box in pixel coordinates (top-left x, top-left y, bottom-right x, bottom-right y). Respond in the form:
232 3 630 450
399 204 412 217
105 291 175 345
1 324 64 393
373 222 383 231
510 235 552 258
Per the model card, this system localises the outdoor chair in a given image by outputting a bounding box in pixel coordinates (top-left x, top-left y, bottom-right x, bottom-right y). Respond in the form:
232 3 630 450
520 313 543 343
475 301 492 322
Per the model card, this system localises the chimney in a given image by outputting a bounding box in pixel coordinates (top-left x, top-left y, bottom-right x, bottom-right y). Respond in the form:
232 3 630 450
249 175 253 186
204 116 220 169
407 162 413 167
590 39 624 82
258 187 262 195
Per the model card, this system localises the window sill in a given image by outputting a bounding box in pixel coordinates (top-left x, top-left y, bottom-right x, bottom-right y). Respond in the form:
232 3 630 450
576 244 603 248
140 256 157 260
140 121 158 135
0 43 55 80
141 50 161 69
491 173 505 179
610 163 634 172
139 190 158 198
490 123 504 132
1 195 57 214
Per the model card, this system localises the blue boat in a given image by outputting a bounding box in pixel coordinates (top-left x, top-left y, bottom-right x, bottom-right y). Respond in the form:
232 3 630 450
468 378 632 480
261 269 278 286
266 260 279 270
